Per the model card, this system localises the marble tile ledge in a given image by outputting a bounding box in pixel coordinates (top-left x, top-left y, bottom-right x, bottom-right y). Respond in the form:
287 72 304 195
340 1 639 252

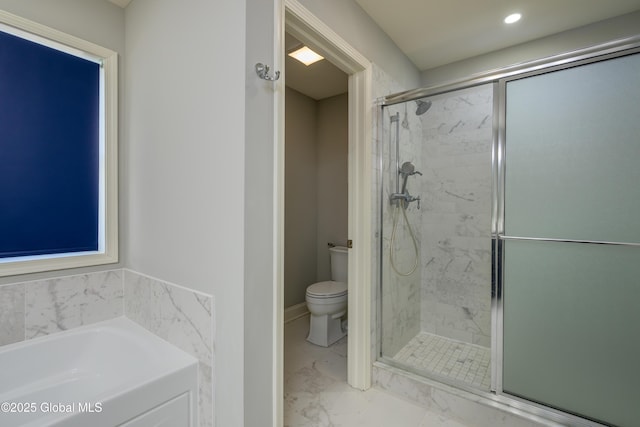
373 362 564 427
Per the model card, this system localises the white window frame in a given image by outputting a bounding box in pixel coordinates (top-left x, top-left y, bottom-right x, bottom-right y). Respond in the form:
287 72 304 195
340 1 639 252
0 10 118 277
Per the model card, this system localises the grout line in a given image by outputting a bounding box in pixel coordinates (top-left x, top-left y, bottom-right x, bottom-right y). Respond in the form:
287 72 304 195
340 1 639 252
393 331 491 388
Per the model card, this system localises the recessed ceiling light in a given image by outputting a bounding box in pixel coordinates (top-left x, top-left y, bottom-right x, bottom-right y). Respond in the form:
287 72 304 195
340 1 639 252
288 46 324 66
504 13 522 24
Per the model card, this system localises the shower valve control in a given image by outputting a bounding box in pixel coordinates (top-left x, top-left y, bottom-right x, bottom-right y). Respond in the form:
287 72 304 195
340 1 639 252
390 193 421 209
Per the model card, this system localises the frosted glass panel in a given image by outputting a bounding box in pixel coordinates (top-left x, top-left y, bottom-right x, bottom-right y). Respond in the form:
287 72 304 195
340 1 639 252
504 53 640 243
503 240 640 427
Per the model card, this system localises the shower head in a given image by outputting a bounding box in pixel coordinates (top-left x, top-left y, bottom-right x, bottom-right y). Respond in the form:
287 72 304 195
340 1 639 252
415 99 432 116
400 161 415 176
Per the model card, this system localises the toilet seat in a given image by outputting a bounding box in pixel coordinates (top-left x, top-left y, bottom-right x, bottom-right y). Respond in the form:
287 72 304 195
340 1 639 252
306 281 347 298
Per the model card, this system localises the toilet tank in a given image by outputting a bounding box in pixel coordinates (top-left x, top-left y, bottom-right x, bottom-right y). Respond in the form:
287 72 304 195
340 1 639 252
329 246 348 283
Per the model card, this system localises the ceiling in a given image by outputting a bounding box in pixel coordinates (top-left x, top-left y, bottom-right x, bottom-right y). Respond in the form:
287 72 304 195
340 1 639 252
110 0 640 99
287 0 640 100
285 33 348 101
354 0 640 70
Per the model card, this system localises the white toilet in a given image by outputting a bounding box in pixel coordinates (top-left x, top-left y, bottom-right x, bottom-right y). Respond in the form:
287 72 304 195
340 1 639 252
305 245 348 347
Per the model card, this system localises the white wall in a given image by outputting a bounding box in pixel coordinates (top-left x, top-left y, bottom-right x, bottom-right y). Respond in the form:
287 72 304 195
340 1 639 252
244 0 276 424
125 0 245 426
284 88 318 308
0 0 124 50
421 10 640 86
316 93 349 281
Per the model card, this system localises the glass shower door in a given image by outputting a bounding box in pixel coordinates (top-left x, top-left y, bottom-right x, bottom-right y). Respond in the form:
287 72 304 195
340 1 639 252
379 84 494 390
501 51 640 426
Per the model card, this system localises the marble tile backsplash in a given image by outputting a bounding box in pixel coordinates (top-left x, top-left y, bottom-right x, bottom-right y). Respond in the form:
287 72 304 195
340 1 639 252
0 284 25 346
124 270 214 427
0 270 123 345
0 268 214 427
25 269 124 339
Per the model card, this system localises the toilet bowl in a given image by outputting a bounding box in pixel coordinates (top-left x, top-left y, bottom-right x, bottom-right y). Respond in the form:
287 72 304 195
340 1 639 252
306 281 347 347
306 245 348 347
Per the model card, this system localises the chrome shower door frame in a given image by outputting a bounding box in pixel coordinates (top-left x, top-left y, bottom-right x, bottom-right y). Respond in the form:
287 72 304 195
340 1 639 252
493 43 640 427
378 34 640 427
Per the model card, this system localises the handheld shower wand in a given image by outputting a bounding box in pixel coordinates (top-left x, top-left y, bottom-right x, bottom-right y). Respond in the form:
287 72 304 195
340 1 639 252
399 161 422 194
389 161 422 277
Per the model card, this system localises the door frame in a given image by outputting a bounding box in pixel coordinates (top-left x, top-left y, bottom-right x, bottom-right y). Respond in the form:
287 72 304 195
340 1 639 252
274 0 373 424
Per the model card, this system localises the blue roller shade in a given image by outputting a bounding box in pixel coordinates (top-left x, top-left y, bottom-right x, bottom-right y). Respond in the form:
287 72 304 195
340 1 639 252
0 30 100 258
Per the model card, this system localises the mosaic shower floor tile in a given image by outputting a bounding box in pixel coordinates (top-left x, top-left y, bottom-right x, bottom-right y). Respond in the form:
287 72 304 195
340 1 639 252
392 332 491 389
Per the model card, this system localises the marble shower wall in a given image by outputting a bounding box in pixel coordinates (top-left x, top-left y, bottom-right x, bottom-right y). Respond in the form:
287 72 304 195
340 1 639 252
374 63 423 358
419 84 493 347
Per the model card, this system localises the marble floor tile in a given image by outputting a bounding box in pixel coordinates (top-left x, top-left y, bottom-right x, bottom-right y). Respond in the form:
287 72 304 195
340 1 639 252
284 316 472 427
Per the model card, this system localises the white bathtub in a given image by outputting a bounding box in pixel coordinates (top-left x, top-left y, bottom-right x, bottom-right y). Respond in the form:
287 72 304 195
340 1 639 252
0 317 198 427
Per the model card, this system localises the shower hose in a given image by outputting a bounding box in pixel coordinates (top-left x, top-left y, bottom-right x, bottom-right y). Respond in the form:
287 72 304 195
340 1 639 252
389 202 419 276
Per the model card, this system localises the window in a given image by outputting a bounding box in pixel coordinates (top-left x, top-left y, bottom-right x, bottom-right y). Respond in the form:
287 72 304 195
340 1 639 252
0 11 118 276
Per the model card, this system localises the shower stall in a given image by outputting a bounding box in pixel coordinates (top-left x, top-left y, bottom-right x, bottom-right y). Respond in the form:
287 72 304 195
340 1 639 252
377 39 640 427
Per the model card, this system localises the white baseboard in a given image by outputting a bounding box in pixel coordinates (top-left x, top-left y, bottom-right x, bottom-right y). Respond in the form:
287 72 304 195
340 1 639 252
284 302 309 324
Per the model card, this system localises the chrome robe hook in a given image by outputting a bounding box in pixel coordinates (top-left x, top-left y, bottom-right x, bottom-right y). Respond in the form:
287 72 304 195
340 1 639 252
255 63 280 81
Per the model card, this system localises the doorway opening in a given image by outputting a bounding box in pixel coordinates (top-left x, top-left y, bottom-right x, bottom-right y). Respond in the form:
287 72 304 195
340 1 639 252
283 31 349 326
275 1 373 424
